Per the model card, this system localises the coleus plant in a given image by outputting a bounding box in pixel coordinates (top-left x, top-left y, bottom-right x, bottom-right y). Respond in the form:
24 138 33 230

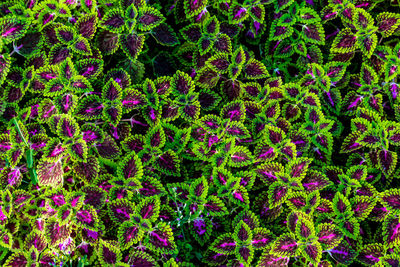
1 0 400 266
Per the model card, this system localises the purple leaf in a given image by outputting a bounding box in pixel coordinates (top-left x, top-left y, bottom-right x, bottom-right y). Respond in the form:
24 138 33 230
37 159 63 187
121 33 145 62
76 13 98 39
96 29 120 55
271 234 298 256
108 199 134 224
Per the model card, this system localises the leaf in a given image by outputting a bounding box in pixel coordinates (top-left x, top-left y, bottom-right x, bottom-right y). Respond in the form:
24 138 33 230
102 79 122 102
271 234 298 257
198 36 213 55
331 28 357 53
56 115 80 139
144 125 165 149
214 34 232 54
325 61 347 83
268 182 289 208
3 252 27 267
251 228 273 250
229 4 249 24
377 12 400 38
0 53 11 87
357 243 385 266
155 150 180 176
117 151 143 180
98 240 121 265
206 53 230 73
287 157 312 180
125 250 157 266
121 88 146 110
96 29 120 55
136 196 161 222
172 70 194 95
225 121 250 139
295 215 315 241
194 67 220 89
301 23 325 45
204 195 228 216
233 220 253 244
151 23 179 46
121 33 145 62
255 162 284 185
360 63 378 85
37 159 63 187
382 215 400 248
68 139 88 162
340 218 360 239
228 146 253 167
183 0 208 18
250 5 265 23
303 242 322 265
45 218 71 246
235 246 254 265
317 223 343 250
118 221 143 250
244 59 269 79
256 251 288 267
180 24 202 43
210 233 236 255
381 189 400 215
189 177 208 200
101 9 125 33
55 25 77 45
75 95 104 120
96 134 120 159
221 80 242 101
55 93 77 114
269 22 294 41
377 149 397 176
221 101 246 122
329 241 358 265
351 196 376 221
282 102 301 122
146 222 177 254
230 186 250 208
72 37 92 55
332 192 352 215
75 204 99 230
81 186 106 209
357 34 377 59
108 199 134 224
340 131 363 153
76 13 98 39
24 231 47 252
76 58 104 79
0 17 28 45
137 6 165 31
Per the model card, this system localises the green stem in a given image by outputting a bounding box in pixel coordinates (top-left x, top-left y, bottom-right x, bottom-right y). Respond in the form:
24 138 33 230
12 118 28 146
12 118 37 185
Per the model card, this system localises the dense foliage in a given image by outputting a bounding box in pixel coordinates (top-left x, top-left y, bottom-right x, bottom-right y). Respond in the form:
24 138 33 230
1 0 400 266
